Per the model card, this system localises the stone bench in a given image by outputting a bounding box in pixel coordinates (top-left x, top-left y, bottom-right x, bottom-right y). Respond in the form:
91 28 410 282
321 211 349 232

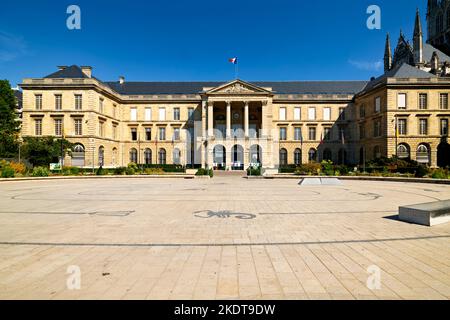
399 200 450 226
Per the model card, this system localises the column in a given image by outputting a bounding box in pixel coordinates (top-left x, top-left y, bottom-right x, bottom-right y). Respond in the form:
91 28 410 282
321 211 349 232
208 102 213 138
261 100 267 138
226 101 231 138
244 101 249 138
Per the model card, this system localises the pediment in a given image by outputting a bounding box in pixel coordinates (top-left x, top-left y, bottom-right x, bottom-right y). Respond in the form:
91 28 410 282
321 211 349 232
206 80 271 95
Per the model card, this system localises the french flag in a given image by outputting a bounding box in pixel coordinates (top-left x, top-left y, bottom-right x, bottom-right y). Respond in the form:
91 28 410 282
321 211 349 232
229 57 238 64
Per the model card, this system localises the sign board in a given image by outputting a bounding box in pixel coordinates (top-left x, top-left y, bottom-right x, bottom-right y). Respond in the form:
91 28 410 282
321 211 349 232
50 163 62 171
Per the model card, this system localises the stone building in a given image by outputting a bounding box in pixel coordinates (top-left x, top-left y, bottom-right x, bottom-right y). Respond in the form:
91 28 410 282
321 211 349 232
427 0 450 55
18 10 450 170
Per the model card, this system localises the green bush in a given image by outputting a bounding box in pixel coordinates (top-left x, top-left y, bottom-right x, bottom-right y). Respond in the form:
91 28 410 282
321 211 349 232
114 167 127 175
1 166 15 178
415 165 429 178
431 168 448 179
96 166 105 176
32 166 50 177
247 166 261 176
321 160 334 176
126 167 135 175
70 167 80 175
195 168 213 176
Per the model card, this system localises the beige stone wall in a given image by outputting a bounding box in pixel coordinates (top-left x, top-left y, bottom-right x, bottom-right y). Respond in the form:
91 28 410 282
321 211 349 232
19 77 450 169
355 86 450 167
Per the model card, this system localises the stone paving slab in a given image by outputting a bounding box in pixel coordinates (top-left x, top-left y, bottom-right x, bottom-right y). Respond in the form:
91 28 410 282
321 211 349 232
0 177 449 300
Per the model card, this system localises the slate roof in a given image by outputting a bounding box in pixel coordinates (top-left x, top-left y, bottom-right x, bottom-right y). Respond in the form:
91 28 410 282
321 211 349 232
362 63 436 92
423 43 450 62
105 81 369 95
44 65 90 79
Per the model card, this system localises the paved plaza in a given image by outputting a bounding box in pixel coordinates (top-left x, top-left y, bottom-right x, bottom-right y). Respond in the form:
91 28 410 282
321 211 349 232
0 176 449 300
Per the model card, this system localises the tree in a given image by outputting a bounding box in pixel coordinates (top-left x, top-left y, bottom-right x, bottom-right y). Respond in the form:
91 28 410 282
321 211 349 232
0 80 20 157
21 137 73 167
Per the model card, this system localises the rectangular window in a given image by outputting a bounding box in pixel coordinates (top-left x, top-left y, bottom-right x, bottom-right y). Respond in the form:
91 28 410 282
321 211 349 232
308 127 316 141
145 107 152 121
338 107 345 120
374 121 381 137
74 119 82 136
398 119 407 135
279 107 286 121
173 108 180 121
145 127 151 141
99 121 104 137
35 94 42 110
55 95 62 110
419 93 428 109
294 127 302 141
131 128 137 141
360 104 366 118
375 97 381 113
441 119 449 136
419 119 428 135
359 124 365 139
440 93 448 109
159 108 166 121
294 107 301 120
279 127 287 141
323 127 331 141
54 118 62 136
188 107 194 119
113 124 117 140
74 94 82 110
130 108 137 121
397 93 407 109
308 107 316 120
323 107 331 121
35 119 42 136
159 127 166 140
99 98 104 113
173 127 180 140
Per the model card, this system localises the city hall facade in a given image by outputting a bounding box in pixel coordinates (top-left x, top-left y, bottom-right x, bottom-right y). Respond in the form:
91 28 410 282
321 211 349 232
18 9 450 169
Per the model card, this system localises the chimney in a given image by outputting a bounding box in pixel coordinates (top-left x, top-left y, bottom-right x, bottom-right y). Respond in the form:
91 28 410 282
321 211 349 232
119 76 125 84
57 66 68 71
80 66 92 78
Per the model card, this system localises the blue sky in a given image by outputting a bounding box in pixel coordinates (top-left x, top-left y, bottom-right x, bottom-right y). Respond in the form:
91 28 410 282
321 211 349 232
0 0 427 87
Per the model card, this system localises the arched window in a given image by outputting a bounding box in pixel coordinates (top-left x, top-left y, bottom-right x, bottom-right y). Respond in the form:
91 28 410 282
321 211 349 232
98 146 105 166
173 148 181 165
322 149 332 161
294 148 302 166
417 144 430 164
72 144 85 167
279 148 288 166
144 148 152 165
130 148 137 164
308 148 317 163
397 144 410 159
158 148 166 165
213 145 226 166
373 146 381 159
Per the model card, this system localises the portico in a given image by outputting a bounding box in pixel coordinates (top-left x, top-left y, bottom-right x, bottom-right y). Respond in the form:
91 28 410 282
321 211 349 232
201 80 273 170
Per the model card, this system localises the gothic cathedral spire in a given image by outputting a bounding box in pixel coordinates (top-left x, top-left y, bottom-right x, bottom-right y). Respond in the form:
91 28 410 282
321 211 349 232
384 33 392 72
414 8 424 64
